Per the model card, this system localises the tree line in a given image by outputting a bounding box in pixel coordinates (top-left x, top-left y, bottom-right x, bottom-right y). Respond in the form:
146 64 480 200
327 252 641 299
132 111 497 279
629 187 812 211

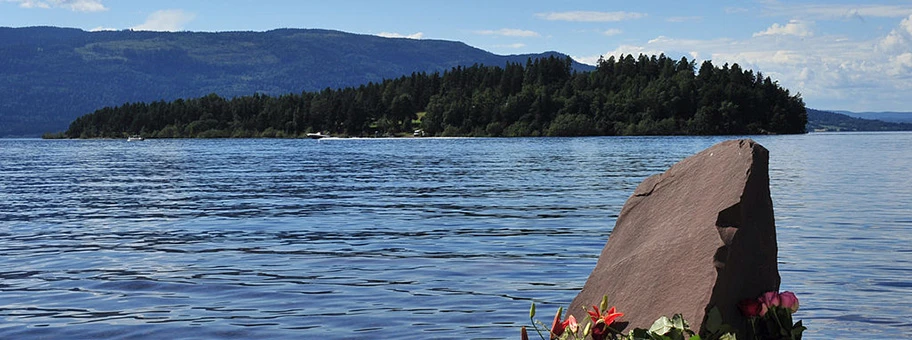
63 54 807 138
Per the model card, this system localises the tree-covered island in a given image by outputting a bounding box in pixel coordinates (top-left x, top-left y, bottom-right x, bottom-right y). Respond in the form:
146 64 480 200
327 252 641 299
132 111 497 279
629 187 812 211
63 54 807 138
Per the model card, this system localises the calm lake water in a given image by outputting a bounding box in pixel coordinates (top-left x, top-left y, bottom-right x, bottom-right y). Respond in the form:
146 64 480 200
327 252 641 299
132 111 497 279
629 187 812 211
1 134 910 339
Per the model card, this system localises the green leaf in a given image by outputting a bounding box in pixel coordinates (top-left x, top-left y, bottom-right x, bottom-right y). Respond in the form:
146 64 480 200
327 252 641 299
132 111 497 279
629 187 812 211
671 314 687 330
530 302 536 318
718 333 737 340
706 307 723 333
688 335 702 340
627 328 650 340
791 320 806 340
649 316 674 335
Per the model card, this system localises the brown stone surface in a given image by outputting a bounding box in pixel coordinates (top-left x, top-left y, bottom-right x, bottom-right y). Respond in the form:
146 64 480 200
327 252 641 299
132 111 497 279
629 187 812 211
568 139 780 337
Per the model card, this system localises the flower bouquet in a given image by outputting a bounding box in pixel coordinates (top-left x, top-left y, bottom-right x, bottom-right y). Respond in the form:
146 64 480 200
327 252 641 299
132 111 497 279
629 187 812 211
738 291 805 340
524 291 805 340
524 296 623 340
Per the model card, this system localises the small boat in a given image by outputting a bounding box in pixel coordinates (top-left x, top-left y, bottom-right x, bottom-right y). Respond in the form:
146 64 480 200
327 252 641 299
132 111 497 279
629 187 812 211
306 132 329 139
127 135 145 141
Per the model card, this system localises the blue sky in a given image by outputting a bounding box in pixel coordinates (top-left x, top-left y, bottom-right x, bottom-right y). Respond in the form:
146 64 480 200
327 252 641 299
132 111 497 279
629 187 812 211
3 0 912 112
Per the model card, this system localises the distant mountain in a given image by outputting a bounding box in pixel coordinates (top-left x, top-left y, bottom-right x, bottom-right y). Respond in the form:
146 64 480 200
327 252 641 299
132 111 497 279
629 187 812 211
807 108 912 132
832 110 912 123
0 26 594 137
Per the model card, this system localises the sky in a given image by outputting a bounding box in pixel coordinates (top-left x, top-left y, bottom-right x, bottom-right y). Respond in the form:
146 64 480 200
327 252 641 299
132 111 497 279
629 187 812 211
3 0 912 112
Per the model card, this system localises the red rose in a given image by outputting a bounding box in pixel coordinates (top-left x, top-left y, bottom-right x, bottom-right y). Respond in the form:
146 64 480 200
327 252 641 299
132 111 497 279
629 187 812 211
738 298 762 317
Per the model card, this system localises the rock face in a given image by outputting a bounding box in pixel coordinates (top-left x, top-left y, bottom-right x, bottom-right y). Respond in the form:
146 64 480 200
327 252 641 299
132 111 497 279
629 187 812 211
568 139 780 337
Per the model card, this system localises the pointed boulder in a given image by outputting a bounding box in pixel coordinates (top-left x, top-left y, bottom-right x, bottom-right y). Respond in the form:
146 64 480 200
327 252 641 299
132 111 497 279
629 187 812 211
568 139 780 337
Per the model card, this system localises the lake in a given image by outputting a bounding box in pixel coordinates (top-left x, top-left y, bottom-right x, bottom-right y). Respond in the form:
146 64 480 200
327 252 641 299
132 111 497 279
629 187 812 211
1 134 910 339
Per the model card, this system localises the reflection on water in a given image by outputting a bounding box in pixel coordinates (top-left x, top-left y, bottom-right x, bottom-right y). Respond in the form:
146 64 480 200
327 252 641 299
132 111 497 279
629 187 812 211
1 134 910 339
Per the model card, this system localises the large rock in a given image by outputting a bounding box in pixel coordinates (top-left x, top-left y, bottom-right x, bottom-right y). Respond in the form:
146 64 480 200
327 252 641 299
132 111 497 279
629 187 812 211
568 139 779 337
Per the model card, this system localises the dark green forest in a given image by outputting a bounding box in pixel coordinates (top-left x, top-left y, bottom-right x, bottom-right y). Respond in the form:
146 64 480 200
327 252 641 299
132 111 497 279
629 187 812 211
64 54 807 138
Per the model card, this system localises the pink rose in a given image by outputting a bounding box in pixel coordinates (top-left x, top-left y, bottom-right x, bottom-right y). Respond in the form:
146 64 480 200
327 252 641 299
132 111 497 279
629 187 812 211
760 291 780 308
779 291 800 313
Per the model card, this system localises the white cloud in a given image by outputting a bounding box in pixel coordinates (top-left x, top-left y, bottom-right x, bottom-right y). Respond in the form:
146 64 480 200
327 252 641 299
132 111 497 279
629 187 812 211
132 9 196 32
602 29 623 36
572 55 598 66
575 42 669 65
753 20 813 37
879 15 912 53
474 28 539 37
536 11 646 22
89 26 117 32
7 0 106 12
888 52 912 77
9 0 49 9
376 32 424 39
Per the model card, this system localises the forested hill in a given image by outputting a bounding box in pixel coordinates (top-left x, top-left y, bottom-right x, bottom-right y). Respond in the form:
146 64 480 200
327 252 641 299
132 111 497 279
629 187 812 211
65 54 808 138
0 26 592 137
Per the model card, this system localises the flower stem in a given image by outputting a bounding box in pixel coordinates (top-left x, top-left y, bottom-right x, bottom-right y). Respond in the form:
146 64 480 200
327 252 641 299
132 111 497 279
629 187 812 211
749 317 758 339
770 307 787 338
531 316 546 340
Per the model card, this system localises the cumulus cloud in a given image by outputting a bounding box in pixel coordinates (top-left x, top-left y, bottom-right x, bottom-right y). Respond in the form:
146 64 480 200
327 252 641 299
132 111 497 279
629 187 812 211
888 52 912 77
89 26 117 32
132 9 196 32
574 41 670 65
474 28 539 37
377 32 424 39
536 11 646 22
879 15 912 53
753 20 813 37
7 0 106 12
